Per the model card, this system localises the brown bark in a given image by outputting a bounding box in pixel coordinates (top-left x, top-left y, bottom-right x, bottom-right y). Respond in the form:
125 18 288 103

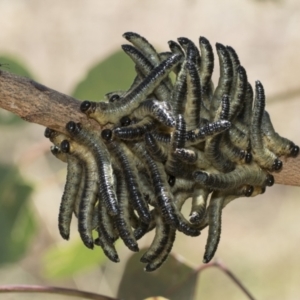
0 70 299 186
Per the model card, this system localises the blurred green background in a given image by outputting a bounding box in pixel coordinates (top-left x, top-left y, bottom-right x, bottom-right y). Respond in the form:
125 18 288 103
0 0 300 299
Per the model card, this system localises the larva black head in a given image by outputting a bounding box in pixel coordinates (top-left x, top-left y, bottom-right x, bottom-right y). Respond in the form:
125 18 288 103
60 140 70 153
120 116 131 127
101 129 113 141
44 127 54 138
265 174 274 187
168 175 176 187
109 94 120 103
272 158 282 171
245 152 252 164
80 100 92 113
66 121 82 135
199 36 209 45
290 144 299 157
243 185 254 197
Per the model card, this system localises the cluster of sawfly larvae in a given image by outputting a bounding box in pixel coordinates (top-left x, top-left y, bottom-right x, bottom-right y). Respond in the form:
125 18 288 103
45 32 298 272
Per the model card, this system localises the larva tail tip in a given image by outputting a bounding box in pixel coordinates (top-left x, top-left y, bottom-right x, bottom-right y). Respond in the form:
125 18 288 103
144 264 158 272
199 36 209 44
59 231 70 241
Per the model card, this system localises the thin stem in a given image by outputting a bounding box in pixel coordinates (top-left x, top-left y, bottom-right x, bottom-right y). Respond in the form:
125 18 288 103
0 284 119 300
196 260 256 300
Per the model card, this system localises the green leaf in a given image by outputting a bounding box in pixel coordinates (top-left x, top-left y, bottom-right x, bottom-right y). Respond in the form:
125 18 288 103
71 50 136 101
0 164 35 265
0 55 35 125
117 249 198 300
43 236 115 279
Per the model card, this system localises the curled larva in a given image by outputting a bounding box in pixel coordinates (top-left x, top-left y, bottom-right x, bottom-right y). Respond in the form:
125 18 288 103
184 61 202 130
66 122 119 217
250 81 282 171
261 111 299 157
60 139 97 249
80 54 181 125
144 227 176 272
132 142 178 226
114 171 139 252
121 44 171 101
177 37 201 70
140 213 171 263
130 98 176 129
144 132 168 163
102 130 151 224
59 153 83 240
211 43 233 115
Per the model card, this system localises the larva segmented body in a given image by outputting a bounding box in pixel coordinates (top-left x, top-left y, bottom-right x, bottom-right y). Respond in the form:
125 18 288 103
46 32 298 270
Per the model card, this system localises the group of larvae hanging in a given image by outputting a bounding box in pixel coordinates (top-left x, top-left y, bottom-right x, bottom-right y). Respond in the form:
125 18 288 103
45 32 299 272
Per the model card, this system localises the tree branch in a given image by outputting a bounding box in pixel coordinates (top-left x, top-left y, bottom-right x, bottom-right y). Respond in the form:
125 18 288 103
0 70 299 186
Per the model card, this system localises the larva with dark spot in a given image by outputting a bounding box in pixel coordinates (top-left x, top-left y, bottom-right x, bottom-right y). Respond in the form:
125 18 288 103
121 44 171 101
174 148 198 164
170 60 187 116
144 132 168 163
132 142 178 226
202 191 225 263
198 36 214 96
50 145 67 163
60 139 97 249
105 91 124 103
140 213 171 263
168 40 185 74
184 61 202 130
177 37 201 69
189 188 210 224
98 199 118 244
185 119 231 146
123 31 161 66
228 66 248 121
130 99 176 129
261 111 299 157
211 43 233 114
114 172 139 252
113 116 156 141
94 236 119 263
80 54 181 125
103 133 151 223
59 153 83 240
250 81 282 171
144 227 176 272
193 163 274 191
66 122 119 216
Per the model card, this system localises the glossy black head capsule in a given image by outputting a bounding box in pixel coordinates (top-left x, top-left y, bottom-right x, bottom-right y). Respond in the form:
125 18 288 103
60 140 70 153
80 100 92 113
109 94 120 103
66 121 82 134
120 116 131 127
243 185 254 197
272 159 282 171
168 175 176 187
50 145 60 155
290 144 299 157
101 129 113 141
265 174 274 187
44 127 54 138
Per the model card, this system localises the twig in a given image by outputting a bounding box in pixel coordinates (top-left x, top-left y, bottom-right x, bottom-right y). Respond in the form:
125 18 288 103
0 70 299 186
0 285 119 300
196 260 256 300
